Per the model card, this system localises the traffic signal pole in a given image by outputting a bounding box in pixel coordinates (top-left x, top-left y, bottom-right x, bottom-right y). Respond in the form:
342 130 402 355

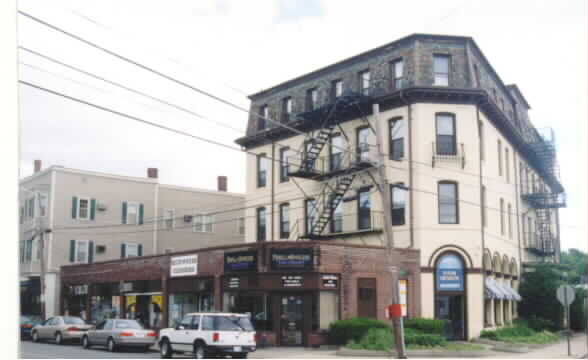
372 103 407 358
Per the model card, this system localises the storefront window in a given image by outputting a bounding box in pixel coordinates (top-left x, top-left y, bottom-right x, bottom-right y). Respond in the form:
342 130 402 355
91 296 113 323
168 293 214 327
223 292 273 331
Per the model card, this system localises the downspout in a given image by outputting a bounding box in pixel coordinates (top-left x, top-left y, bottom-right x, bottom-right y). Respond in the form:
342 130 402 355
271 141 275 242
399 89 414 248
477 96 489 328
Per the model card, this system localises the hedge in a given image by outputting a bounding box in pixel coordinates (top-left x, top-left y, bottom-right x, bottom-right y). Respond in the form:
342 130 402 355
328 317 391 345
404 318 447 335
404 332 447 347
348 328 394 351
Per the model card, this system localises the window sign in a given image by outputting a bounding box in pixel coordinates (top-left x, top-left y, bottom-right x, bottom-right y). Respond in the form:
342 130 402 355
282 275 304 288
170 254 198 277
436 254 464 292
270 248 313 270
322 274 339 288
224 251 257 272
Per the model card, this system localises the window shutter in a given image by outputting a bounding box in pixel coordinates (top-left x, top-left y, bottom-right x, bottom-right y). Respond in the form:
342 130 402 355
90 199 96 220
121 243 126 258
88 241 94 263
72 197 78 219
122 202 127 224
139 204 144 225
138 244 143 257
69 240 75 263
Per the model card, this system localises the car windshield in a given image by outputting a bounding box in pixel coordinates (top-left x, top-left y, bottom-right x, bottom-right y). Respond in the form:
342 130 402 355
21 315 41 323
215 316 254 331
115 320 143 329
63 317 85 325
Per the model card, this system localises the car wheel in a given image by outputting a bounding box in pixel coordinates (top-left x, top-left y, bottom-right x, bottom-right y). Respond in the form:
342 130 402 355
107 338 117 352
160 338 172 359
82 335 91 349
193 342 207 359
55 332 63 345
31 331 39 343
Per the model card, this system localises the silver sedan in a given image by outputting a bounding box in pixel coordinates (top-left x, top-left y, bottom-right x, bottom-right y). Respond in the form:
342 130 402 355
31 316 93 344
81 319 157 352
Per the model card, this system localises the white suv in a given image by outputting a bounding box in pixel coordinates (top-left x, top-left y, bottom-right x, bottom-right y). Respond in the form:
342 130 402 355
158 313 256 359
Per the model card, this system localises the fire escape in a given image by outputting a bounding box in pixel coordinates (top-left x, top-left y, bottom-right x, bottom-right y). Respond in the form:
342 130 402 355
287 90 378 240
521 128 566 260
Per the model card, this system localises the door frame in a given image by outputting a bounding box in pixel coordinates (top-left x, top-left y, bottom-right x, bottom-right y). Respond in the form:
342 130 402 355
433 252 468 340
276 292 313 347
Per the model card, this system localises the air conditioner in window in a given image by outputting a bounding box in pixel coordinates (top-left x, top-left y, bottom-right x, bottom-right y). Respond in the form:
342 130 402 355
183 215 193 223
96 245 106 254
96 203 108 211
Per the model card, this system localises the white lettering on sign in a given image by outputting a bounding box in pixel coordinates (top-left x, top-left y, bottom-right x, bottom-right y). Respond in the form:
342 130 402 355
170 254 198 277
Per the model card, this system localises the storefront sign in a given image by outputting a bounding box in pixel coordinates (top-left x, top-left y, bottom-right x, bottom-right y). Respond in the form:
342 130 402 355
225 251 257 272
322 274 338 288
170 254 198 277
282 275 304 287
399 280 408 317
270 248 313 270
228 277 240 289
71 284 88 296
119 282 133 293
437 268 464 291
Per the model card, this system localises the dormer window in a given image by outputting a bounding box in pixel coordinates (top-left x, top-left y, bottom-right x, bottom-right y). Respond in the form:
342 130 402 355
433 55 450 86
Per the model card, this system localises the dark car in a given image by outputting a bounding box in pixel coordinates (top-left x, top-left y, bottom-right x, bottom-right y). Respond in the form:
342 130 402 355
20 315 43 340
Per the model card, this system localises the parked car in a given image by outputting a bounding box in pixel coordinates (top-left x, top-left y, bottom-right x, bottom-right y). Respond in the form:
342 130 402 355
81 319 157 352
158 312 256 359
20 315 43 340
31 316 92 344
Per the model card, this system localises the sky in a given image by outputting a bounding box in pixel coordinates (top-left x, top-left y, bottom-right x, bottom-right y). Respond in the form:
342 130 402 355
17 0 587 251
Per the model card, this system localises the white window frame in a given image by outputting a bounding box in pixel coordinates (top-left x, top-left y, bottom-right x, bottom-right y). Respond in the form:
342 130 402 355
334 80 343 98
163 208 175 230
26 196 35 219
360 70 371 95
193 213 213 233
125 243 139 258
238 217 245 235
74 240 89 264
126 201 139 225
77 197 90 220
38 192 48 218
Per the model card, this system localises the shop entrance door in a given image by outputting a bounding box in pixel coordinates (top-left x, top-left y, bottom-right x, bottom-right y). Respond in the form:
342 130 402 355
436 295 464 340
280 295 304 346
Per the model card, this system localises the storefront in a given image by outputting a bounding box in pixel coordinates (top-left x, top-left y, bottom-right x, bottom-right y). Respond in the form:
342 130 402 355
119 280 163 328
20 278 41 316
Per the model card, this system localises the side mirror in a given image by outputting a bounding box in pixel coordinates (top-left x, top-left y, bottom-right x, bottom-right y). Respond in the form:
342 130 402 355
176 325 185 330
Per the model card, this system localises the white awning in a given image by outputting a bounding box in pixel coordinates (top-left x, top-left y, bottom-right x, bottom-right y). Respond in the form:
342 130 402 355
502 282 522 302
485 278 507 300
496 281 516 301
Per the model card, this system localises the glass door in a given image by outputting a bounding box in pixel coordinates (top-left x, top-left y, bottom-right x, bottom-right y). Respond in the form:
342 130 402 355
280 295 304 346
436 295 464 340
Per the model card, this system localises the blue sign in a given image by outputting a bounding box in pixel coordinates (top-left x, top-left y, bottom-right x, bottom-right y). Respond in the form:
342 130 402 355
436 254 464 292
224 251 257 272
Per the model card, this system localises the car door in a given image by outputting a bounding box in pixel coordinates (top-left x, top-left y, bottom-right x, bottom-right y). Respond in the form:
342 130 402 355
173 315 195 352
89 320 106 345
38 318 53 339
43 317 59 339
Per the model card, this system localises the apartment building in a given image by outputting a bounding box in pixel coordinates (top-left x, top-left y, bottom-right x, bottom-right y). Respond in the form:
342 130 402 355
19 162 245 322
234 33 566 340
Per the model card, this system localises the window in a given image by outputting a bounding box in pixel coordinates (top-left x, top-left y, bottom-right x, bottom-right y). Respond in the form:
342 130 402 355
123 243 140 258
492 88 497 101
528 217 533 244
481 186 487 227
330 195 343 233
478 120 485 161
126 202 139 225
508 203 513 239
25 238 33 262
163 208 175 230
497 140 503 176
391 59 404 89
522 215 527 246
306 88 318 110
78 198 90 220
436 113 456 155
258 105 268 130
179 315 194 329
238 218 245 235
38 193 48 217
505 148 510 183
20 206 24 224
282 97 292 122
500 198 505 235
359 70 370 95
499 98 505 111
473 64 480 87
194 214 213 233
520 163 525 194
257 154 269 187
356 127 370 162
75 240 89 264
389 117 404 160
433 55 450 86
279 203 290 239
330 134 344 171
280 147 290 182
256 207 266 242
391 183 406 226
438 181 458 224
305 199 317 235
331 79 343 99
358 188 371 230
26 197 35 218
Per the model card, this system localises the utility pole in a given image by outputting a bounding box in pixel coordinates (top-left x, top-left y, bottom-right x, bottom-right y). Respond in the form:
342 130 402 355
372 103 407 358
38 227 51 320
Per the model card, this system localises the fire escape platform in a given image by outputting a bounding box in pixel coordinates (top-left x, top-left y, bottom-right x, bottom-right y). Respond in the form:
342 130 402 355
300 228 383 241
288 160 377 181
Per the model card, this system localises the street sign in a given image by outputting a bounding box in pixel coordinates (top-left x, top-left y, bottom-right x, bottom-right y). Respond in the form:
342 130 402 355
557 285 576 306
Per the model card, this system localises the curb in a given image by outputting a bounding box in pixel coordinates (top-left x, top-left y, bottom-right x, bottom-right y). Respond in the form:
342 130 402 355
336 347 493 358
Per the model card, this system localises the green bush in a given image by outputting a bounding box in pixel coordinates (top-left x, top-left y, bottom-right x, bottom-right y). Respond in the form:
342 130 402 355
328 317 390 345
526 315 557 332
347 328 394 351
480 329 499 340
404 318 447 335
495 326 535 338
404 332 447 347
570 288 586 331
519 264 564 330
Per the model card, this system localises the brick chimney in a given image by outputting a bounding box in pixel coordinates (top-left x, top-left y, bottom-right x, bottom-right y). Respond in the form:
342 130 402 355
34 160 42 173
217 176 228 192
147 168 158 179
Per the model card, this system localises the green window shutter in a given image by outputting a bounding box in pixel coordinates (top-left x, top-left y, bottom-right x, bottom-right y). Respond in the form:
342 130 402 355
90 199 96 220
122 202 127 224
139 204 144 225
121 244 126 258
88 241 94 263
69 240 75 263
72 197 78 219
138 244 143 257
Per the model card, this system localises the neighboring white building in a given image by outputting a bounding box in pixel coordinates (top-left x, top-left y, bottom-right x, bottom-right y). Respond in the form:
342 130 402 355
235 34 565 339
19 162 245 318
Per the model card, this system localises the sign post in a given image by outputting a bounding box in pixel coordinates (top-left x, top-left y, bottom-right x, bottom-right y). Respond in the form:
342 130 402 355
556 284 575 356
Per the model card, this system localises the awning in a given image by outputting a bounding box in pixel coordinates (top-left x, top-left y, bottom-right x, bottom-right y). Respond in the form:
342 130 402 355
495 282 515 301
502 282 522 302
485 278 507 300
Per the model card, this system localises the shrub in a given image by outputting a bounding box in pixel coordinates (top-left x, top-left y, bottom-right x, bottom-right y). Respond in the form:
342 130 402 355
404 318 447 335
404 332 447 347
347 328 394 351
570 288 587 331
519 264 564 330
526 315 557 332
328 317 390 345
495 326 535 338
480 329 498 340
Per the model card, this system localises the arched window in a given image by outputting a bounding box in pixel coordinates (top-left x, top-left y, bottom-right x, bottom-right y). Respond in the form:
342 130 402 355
438 181 459 224
436 253 465 292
